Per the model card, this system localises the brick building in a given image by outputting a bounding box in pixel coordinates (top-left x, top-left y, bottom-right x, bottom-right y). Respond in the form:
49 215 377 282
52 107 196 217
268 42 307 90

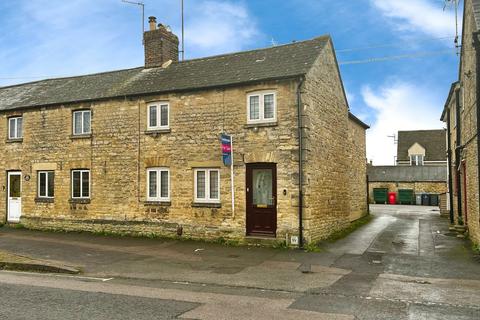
0 17 368 245
441 0 480 245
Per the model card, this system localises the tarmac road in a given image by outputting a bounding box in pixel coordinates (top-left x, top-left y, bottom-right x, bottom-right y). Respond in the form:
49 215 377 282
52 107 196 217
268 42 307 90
0 205 479 319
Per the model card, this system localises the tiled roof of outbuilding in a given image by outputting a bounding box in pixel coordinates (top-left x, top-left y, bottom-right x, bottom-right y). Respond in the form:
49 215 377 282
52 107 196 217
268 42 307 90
367 165 447 182
0 36 330 111
396 129 447 162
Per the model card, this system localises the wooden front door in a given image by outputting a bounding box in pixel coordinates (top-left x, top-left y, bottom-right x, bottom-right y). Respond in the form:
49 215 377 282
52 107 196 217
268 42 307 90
246 163 277 237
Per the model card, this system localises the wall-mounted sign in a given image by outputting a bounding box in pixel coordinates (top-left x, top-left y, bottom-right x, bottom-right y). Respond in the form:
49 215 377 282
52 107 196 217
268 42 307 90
221 134 232 166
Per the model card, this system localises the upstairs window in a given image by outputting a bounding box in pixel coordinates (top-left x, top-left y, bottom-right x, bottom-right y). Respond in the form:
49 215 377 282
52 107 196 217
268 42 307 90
148 102 169 130
8 116 23 140
194 168 220 203
147 168 170 201
38 171 54 198
410 155 424 166
72 169 90 199
247 92 277 124
73 110 91 135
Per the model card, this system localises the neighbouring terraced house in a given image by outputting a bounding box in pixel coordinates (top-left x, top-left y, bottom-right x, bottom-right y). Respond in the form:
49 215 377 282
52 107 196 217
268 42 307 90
0 17 369 246
442 0 480 245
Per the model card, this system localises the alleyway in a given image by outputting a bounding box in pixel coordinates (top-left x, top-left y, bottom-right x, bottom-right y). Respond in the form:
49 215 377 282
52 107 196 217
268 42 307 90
0 205 479 319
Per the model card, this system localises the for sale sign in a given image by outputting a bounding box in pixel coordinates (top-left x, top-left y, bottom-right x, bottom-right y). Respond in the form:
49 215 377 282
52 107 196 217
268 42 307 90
221 134 232 166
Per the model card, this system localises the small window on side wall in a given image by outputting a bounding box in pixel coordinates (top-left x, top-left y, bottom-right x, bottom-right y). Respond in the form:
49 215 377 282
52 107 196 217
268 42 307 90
38 171 54 198
194 168 220 203
72 169 90 199
247 92 276 124
73 110 91 135
8 116 23 140
147 102 169 130
147 168 170 201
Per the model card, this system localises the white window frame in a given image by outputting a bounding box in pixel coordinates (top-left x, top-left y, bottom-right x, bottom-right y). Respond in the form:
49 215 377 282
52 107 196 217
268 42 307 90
37 171 54 198
8 116 23 139
246 91 277 124
71 169 90 199
147 102 170 130
147 167 170 202
194 168 220 203
73 110 91 135
410 155 424 166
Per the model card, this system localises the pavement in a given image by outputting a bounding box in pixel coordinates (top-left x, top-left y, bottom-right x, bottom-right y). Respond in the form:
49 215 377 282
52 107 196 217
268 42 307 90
0 205 479 319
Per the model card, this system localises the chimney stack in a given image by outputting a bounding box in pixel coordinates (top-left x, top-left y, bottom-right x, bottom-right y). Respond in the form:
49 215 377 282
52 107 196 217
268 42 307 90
144 16 179 68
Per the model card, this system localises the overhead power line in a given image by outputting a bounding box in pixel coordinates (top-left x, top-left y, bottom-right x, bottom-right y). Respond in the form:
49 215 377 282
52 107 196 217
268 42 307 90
339 49 456 65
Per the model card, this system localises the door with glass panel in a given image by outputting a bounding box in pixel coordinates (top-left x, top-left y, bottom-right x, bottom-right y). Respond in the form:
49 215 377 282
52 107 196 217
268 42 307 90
246 163 277 237
7 172 22 222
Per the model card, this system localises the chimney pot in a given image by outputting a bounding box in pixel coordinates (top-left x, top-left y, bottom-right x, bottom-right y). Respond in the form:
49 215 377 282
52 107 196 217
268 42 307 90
148 16 157 31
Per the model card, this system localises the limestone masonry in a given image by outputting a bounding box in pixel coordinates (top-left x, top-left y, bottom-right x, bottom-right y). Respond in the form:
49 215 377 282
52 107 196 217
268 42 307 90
0 17 369 245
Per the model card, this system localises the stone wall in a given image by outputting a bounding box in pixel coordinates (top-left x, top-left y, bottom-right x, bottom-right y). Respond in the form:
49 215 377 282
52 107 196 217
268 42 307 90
347 118 368 221
0 79 302 242
302 40 352 242
368 181 447 202
446 0 480 244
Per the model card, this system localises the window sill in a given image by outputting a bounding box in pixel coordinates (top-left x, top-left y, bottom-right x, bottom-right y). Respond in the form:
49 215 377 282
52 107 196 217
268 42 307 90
145 129 171 136
144 201 171 206
69 198 91 204
35 198 54 203
191 202 221 208
244 121 278 129
6 138 23 143
70 134 92 140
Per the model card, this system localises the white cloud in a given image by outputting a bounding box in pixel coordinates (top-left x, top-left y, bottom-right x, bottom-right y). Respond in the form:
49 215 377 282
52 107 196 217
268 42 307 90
363 81 444 165
370 0 456 38
0 0 260 86
182 1 260 57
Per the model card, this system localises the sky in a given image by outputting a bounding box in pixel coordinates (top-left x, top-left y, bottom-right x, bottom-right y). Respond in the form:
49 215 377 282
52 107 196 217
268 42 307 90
0 0 461 164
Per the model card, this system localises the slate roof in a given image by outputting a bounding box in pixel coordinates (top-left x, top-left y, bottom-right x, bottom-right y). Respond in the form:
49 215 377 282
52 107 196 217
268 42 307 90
396 130 447 162
367 165 447 182
0 36 330 111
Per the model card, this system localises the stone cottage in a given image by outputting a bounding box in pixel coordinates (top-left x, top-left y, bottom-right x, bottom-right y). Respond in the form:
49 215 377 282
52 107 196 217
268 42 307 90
441 0 480 245
368 130 448 204
0 17 369 245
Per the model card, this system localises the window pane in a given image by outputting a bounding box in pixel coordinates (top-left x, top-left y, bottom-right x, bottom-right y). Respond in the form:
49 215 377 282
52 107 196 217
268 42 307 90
74 112 82 135
82 171 90 197
9 175 20 198
249 96 260 120
252 169 273 206
16 118 23 138
160 105 168 127
209 170 219 199
149 106 157 127
48 172 55 197
73 171 81 198
39 172 46 197
149 170 157 198
196 171 206 199
9 118 15 139
264 94 275 119
83 111 91 133
160 170 169 198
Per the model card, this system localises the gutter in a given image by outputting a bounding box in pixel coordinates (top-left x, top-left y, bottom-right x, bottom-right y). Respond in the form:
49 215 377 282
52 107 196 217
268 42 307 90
297 76 305 248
